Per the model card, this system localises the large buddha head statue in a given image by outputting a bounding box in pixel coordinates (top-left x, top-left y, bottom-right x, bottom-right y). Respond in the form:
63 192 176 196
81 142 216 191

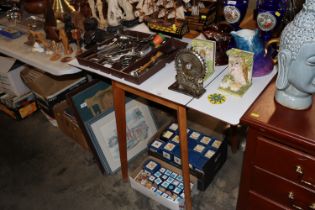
275 0 315 110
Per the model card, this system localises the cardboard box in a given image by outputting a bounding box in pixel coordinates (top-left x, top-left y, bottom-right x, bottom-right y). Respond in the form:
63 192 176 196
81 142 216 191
53 100 90 151
129 156 198 210
20 67 87 116
0 56 30 96
0 92 38 120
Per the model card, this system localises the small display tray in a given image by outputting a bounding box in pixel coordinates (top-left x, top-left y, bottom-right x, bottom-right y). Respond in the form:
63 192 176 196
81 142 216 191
129 156 198 210
77 30 187 84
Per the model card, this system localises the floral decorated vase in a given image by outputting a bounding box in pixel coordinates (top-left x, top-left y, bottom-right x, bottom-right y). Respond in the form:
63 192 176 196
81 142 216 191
256 0 288 41
223 0 249 29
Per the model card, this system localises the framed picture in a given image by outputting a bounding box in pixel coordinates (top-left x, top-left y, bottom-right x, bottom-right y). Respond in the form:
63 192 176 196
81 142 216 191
87 99 157 174
68 80 112 123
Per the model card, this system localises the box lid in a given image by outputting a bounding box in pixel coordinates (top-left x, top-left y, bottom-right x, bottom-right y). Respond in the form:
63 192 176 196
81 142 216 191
0 56 15 74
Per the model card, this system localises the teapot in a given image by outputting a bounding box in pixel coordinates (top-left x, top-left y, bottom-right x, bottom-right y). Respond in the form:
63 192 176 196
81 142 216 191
231 29 274 77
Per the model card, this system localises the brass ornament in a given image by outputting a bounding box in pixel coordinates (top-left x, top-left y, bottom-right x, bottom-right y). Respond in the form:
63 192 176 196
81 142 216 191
52 0 76 20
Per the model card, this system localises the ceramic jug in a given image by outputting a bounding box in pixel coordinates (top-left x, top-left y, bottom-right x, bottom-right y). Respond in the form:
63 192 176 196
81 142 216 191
231 29 273 77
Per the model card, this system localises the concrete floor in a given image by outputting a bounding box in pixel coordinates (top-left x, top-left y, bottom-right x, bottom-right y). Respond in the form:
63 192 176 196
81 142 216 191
0 110 243 210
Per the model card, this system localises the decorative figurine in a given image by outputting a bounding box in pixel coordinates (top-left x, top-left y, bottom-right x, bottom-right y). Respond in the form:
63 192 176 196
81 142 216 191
28 30 51 50
50 41 62 61
219 48 254 97
64 13 76 43
231 29 273 77
71 28 83 55
88 0 107 29
106 0 123 27
169 49 206 98
119 0 138 27
44 0 59 41
83 17 107 49
275 0 315 110
59 28 73 55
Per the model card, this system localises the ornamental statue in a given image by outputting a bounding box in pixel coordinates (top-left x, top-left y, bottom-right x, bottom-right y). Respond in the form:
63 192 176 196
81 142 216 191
275 0 315 110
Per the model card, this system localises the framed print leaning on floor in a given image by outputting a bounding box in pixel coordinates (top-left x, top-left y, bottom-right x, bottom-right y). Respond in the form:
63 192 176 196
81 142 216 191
87 98 157 174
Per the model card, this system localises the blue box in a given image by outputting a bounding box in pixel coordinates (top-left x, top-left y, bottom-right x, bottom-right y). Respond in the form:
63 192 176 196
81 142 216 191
188 138 198 151
199 135 213 147
166 177 175 183
170 172 178 179
161 174 168 181
149 139 165 154
211 139 223 150
189 130 202 141
161 181 170 189
176 175 183 182
160 130 175 141
172 179 180 187
168 122 179 132
188 150 202 170
173 187 182 195
173 146 181 165
144 159 161 174
192 144 207 155
159 167 166 174
193 149 216 173
194 157 209 174
162 142 177 161
165 169 172 176
148 175 156 182
154 171 162 178
170 134 179 144
154 178 163 185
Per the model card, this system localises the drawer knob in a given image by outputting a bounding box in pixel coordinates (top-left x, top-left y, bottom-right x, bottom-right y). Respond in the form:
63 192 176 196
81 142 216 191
288 191 304 210
296 165 304 175
295 165 315 189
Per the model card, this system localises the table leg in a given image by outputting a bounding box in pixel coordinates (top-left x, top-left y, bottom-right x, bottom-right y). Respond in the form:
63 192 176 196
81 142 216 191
177 105 192 210
112 81 128 181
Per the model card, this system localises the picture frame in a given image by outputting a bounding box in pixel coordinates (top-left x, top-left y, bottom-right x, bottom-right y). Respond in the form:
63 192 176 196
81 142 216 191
219 48 254 97
67 80 112 123
191 39 216 81
87 99 157 174
66 80 114 174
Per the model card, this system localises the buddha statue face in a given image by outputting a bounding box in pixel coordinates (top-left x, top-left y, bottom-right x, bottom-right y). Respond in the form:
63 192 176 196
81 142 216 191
275 0 315 110
286 42 315 94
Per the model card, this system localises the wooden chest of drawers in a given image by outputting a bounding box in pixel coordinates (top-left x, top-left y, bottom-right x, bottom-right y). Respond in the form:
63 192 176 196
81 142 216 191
237 81 315 210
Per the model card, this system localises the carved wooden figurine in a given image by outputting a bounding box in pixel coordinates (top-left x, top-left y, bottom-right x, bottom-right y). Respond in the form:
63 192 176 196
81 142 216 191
59 28 73 55
88 0 108 29
71 29 83 55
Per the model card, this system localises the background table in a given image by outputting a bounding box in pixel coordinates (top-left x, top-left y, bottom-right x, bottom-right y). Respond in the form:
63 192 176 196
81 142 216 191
0 33 81 76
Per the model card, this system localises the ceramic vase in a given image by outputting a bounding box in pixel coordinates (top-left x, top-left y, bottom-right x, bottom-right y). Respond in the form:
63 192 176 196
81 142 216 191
223 0 249 29
256 0 287 41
